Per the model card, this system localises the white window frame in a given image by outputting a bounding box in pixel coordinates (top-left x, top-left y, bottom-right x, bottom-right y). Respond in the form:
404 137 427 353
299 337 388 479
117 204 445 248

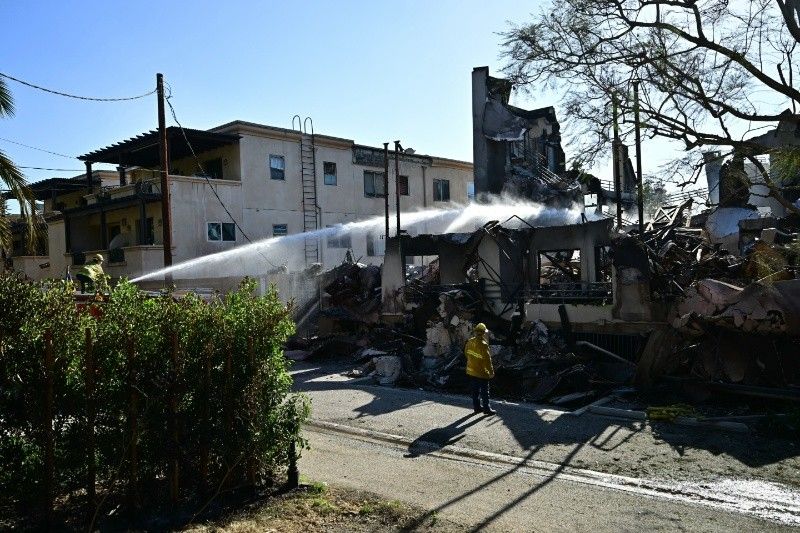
363 170 386 198
433 179 450 202
207 221 236 242
323 161 337 186
269 155 285 180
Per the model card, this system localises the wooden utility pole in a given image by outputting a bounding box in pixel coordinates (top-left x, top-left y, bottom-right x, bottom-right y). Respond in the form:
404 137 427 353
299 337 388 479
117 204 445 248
157 73 173 275
633 81 645 234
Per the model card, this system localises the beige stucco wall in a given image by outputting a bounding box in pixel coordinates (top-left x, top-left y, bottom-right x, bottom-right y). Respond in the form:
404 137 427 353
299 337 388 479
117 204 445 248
168 175 244 275
46 219 67 277
10 256 50 280
220 124 473 271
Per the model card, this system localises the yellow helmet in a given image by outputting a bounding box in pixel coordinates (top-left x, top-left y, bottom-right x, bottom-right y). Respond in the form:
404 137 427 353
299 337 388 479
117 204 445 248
93 254 104 264
474 323 487 334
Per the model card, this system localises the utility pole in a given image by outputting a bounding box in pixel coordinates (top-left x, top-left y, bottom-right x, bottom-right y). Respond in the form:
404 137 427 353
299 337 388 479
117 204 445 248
633 81 645 234
383 143 389 244
394 140 402 237
157 73 173 278
612 92 623 228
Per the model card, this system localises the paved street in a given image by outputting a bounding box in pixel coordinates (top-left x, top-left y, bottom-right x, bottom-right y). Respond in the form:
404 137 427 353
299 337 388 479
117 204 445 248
293 360 800 531
302 429 795 532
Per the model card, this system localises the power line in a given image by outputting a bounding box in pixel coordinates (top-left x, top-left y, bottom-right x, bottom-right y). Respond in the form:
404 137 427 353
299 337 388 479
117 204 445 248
18 166 84 171
0 136 77 159
0 72 157 102
164 93 280 268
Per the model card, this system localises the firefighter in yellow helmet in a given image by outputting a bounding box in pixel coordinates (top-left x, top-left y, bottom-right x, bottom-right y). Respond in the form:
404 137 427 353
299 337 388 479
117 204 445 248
73 253 107 293
464 322 495 415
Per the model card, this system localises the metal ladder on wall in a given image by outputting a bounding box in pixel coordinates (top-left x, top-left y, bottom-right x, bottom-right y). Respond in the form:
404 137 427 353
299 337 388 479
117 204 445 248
293 115 319 265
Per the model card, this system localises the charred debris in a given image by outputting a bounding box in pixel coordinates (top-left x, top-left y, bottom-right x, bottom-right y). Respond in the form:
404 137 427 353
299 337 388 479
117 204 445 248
286 68 800 429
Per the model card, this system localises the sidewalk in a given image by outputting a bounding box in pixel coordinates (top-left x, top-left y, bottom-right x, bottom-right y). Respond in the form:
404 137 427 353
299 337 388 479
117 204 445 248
291 360 800 489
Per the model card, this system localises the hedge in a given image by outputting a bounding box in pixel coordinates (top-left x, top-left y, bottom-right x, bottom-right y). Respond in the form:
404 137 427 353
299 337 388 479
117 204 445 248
0 274 309 525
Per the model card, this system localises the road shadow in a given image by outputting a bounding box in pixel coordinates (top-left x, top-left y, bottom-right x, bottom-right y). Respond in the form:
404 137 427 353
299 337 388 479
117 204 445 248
405 412 488 457
292 358 800 469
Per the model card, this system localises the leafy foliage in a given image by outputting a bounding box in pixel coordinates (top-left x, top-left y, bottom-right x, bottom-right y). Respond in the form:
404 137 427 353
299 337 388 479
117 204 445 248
0 274 308 515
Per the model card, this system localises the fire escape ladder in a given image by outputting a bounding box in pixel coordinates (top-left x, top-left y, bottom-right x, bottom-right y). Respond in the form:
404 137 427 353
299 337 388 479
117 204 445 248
300 130 319 265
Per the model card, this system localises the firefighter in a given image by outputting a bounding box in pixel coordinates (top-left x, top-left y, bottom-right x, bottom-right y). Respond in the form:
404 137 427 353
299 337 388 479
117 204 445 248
73 254 106 293
464 322 496 415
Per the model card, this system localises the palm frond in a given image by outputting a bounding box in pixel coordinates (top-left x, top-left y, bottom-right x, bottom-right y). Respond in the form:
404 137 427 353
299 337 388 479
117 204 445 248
0 201 10 256
0 149 38 252
0 79 15 117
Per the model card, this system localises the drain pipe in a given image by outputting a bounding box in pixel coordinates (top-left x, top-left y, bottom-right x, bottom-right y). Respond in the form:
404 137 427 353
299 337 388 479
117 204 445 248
422 165 428 208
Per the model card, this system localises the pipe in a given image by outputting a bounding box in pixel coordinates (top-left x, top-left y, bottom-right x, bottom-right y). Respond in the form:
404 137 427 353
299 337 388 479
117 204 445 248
394 140 402 237
383 143 390 242
575 341 636 367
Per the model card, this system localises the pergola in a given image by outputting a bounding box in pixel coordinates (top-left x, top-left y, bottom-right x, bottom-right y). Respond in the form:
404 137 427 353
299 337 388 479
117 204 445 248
79 127 240 188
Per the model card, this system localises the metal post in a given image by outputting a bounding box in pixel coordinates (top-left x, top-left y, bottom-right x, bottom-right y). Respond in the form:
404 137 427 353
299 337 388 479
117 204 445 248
85 161 93 195
633 81 645 234
612 92 622 228
383 143 389 243
157 73 173 275
394 141 402 237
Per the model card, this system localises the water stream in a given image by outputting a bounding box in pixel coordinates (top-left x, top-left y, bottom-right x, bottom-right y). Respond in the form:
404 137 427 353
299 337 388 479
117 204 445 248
132 196 593 283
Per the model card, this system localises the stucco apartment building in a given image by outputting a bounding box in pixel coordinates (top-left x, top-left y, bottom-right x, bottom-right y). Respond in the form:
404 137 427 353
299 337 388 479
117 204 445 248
9 120 474 284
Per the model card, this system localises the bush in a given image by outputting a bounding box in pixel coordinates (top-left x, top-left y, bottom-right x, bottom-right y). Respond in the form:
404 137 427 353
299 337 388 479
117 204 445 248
0 274 309 521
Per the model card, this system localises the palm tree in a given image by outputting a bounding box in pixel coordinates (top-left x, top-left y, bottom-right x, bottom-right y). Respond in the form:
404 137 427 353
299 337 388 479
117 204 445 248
0 78 36 257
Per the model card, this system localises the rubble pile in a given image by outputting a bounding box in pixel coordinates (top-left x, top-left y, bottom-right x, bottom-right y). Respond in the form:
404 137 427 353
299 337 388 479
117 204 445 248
632 203 800 399
317 258 382 334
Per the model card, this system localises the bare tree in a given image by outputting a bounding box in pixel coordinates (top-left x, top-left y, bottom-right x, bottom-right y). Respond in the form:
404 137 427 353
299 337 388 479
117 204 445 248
502 0 800 212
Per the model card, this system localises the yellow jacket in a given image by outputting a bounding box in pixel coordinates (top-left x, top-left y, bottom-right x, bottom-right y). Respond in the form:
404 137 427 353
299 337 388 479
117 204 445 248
465 335 494 379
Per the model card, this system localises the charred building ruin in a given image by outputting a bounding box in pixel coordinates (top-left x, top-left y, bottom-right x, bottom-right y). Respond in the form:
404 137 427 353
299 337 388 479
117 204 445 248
471 66 579 205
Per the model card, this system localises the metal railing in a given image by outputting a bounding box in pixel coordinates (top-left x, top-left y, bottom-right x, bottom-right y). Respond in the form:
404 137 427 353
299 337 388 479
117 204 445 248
527 281 612 303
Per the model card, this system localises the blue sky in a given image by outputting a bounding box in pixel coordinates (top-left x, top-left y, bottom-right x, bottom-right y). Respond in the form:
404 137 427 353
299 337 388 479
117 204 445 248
2 0 552 185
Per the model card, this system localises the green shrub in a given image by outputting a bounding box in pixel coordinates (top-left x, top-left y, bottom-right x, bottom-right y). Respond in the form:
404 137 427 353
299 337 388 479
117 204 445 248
0 274 309 518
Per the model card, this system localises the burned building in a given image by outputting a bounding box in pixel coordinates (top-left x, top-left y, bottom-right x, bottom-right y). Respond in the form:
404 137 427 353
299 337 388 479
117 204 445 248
471 67 578 205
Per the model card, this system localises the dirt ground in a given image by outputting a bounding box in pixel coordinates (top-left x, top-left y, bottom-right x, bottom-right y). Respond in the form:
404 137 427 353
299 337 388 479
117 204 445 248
184 482 464 532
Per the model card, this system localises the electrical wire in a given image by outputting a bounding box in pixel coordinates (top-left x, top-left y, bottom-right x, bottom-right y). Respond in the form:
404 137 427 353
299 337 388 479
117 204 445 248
164 93 280 268
0 136 77 159
0 72 157 102
18 166 84 172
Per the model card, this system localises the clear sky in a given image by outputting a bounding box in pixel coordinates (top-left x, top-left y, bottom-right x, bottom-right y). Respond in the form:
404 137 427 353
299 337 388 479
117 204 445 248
1 0 558 185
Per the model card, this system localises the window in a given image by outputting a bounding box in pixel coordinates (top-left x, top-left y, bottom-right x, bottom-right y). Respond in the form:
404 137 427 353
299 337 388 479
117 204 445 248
326 225 352 248
538 250 581 287
207 222 236 242
467 182 475 201
363 170 386 198
433 179 450 202
398 175 409 196
221 222 236 242
272 224 288 236
269 155 285 180
323 162 337 186
366 231 385 256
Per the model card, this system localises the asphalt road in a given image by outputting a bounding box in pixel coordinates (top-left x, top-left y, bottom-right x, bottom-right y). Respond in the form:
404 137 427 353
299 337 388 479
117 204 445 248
302 428 794 532
292 360 800 530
